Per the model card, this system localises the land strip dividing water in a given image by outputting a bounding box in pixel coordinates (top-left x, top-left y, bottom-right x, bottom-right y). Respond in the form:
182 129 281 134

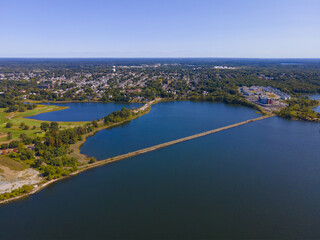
0 99 272 205
79 114 273 171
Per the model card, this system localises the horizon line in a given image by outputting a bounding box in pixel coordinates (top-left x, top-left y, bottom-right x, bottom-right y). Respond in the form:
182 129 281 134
0 57 320 60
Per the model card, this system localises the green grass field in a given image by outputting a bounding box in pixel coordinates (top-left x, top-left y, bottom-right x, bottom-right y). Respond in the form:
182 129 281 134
0 105 89 143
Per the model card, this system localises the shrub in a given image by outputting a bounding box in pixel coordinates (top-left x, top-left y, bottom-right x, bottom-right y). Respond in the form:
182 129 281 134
40 122 49 132
26 104 36 110
6 105 18 113
0 143 9 149
0 185 33 201
7 132 12 140
9 140 19 148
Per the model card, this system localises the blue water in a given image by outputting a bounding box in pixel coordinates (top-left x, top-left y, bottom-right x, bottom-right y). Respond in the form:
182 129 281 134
28 102 142 122
81 101 260 159
309 94 320 100
309 94 320 113
1 102 320 239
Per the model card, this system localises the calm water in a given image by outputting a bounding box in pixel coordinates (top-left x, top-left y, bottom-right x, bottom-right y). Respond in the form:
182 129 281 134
1 102 320 239
81 101 260 159
310 94 320 113
28 102 142 122
310 94 320 100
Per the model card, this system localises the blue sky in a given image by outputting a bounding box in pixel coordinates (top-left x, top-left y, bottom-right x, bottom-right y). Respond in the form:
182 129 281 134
0 0 319 58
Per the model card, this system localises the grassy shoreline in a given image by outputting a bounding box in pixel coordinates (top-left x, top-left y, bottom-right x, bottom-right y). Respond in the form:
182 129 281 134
0 97 294 205
68 107 151 164
0 97 261 205
0 99 162 204
0 105 88 143
0 106 152 205
0 110 271 206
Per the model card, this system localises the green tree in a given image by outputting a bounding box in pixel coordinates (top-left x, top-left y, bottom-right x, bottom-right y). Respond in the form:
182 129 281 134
50 122 59 132
19 133 27 142
0 143 9 149
89 157 97 164
9 140 19 148
17 142 25 152
92 119 99 128
7 132 12 140
40 122 50 132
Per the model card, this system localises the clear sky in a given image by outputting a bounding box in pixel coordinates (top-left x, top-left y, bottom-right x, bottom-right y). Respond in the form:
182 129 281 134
0 0 319 58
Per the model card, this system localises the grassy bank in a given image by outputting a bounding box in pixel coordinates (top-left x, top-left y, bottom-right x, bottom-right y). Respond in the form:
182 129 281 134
0 111 271 206
0 105 88 142
0 106 152 205
0 98 266 205
68 107 151 164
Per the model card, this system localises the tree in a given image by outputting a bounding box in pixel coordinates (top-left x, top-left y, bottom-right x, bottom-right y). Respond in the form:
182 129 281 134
89 157 97 164
23 125 29 130
92 119 98 128
40 122 50 132
17 142 25 152
50 122 59 132
7 132 12 140
32 158 43 168
26 104 36 110
9 140 19 148
6 105 18 113
19 133 27 142
0 143 9 149
5 122 13 128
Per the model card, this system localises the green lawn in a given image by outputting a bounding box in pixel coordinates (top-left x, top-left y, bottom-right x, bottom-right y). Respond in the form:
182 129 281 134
0 105 89 143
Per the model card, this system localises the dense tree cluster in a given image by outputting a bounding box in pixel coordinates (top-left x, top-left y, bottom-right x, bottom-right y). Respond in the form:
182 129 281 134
0 93 36 112
32 123 98 179
103 107 133 125
277 97 320 121
3 121 96 179
2 107 136 180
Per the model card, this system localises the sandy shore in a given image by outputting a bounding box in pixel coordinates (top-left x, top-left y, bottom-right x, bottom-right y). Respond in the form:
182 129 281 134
0 168 42 194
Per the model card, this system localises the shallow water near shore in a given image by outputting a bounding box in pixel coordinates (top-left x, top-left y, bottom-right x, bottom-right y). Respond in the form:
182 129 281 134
1 101 320 239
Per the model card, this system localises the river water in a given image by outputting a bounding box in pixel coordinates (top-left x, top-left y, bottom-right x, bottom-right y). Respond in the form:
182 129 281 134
1 101 320 239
